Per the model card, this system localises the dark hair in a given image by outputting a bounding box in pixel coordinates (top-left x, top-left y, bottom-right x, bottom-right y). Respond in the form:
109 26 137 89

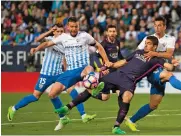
155 16 167 25
68 16 78 23
52 23 64 28
106 24 116 31
146 36 159 46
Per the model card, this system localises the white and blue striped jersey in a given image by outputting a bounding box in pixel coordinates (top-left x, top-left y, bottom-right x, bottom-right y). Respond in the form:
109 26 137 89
138 34 176 52
52 31 96 70
40 36 65 76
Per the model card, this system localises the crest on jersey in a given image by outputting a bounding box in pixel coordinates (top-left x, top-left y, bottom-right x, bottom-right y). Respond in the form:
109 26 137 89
39 84 44 89
76 39 79 42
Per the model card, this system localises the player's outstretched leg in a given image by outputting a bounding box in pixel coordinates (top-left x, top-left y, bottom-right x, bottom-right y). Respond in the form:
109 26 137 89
7 90 40 121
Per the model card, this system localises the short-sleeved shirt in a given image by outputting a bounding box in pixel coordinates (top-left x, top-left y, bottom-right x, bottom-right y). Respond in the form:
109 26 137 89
101 39 123 63
40 36 64 76
52 31 96 70
138 34 176 52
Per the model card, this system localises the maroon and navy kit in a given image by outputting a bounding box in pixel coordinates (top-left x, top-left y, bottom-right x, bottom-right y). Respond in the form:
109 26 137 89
100 50 165 94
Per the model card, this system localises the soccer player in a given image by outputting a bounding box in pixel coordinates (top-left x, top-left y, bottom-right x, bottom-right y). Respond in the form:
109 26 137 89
30 16 112 119
7 24 96 131
54 36 181 134
125 16 180 131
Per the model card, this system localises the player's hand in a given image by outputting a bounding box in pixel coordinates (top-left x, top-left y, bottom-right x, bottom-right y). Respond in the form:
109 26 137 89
144 51 157 61
30 48 38 55
50 25 57 32
105 61 113 67
101 69 110 76
171 58 180 67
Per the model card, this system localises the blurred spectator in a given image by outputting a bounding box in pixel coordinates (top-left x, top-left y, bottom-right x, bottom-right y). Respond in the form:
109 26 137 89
92 26 102 43
125 25 137 40
176 31 181 50
137 27 147 43
124 34 138 51
97 10 106 29
170 1 181 23
24 29 34 44
122 9 132 26
159 2 170 16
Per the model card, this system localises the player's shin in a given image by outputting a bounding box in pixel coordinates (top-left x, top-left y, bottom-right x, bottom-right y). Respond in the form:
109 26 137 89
114 101 130 128
66 89 92 110
50 97 64 118
70 88 85 116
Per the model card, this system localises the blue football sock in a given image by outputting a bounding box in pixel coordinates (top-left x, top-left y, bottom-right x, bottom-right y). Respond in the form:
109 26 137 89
50 97 64 118
70 89 85 116
130 104 154 123
169 76 181 90
14 94 38 110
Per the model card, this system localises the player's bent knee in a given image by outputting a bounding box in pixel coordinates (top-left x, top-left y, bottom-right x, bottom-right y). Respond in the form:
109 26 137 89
149 103 159 110
48 82 65 99
122 91 133 103
33 90 42 99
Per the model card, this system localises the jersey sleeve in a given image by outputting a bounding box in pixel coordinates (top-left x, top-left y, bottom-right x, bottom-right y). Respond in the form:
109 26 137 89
166 37 176 49
137 37 147 49
85 33 96 46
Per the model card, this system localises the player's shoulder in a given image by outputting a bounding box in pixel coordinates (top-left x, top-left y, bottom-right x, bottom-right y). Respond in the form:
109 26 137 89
78 31 89 37
164 34 176 41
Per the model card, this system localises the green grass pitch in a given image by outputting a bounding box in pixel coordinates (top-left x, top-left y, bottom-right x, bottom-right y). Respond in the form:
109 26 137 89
1 93 181 135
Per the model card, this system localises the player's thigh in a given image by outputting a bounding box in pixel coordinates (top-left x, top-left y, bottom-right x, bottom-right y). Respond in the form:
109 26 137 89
34 74 55 93
48 82 65 98
56 67 85 89
149 94 163 109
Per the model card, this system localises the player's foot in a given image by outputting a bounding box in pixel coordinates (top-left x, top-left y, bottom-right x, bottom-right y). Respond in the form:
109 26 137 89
125 117 140 131
91 82 104 96
54 116 70 131
112 127 126 135
82 114 97 123
55 106 70 115
7 106 16 121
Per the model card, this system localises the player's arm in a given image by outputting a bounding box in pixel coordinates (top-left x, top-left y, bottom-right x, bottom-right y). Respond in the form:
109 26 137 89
144 48 175 60
30 41 55 55
112 59 127 68
144 37 176 60
112 50 138 68
35 26 56 42
95 41 112 67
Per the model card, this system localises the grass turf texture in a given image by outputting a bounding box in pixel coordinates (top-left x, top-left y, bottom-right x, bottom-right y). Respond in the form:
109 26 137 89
1 93 181 135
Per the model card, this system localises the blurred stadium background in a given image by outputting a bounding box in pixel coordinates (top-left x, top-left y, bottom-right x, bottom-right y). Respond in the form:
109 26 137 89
1 1 181 135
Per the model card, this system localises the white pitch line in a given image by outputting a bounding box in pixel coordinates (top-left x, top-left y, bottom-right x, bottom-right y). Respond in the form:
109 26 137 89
2 114 181 126
13 109 181 115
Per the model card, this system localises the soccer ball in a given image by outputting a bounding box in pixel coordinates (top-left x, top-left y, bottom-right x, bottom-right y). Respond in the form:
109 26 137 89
83 73 99 89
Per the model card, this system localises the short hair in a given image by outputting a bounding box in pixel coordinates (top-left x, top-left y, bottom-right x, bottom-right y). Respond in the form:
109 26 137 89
146 36 159 46
52 23 64 28
155 16 167 25
106 24 117 31
68 16 78 23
